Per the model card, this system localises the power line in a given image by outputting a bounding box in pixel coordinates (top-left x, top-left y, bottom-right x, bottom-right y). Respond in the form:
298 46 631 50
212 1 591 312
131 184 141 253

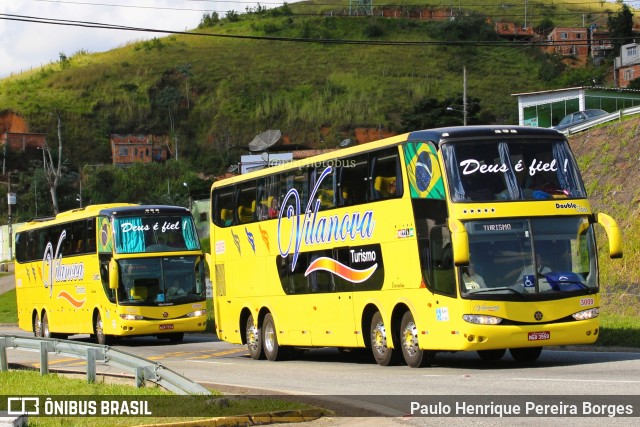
20 0 640 13
0 12 624 47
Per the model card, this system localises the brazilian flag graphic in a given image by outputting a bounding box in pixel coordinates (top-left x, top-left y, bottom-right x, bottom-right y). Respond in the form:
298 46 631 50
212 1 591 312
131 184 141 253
403 142 445 199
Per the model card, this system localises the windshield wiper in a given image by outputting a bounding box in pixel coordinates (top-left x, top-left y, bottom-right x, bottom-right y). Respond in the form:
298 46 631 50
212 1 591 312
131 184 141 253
470 287 527 297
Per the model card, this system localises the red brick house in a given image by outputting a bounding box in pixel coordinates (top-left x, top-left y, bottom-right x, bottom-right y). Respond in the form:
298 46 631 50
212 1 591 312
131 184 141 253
110 134 170 167
1 132 46 151
547 27 589 60
494 22 535 40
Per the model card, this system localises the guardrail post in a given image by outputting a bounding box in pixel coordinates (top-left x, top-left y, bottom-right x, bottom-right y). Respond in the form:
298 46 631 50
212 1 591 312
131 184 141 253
135 367 145 388
0 337 7 372
40 341 49 375
87 348 96 383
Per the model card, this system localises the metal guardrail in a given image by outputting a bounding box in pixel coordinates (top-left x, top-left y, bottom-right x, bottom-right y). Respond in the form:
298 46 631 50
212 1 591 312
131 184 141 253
559 105 640 135
0 335 210 395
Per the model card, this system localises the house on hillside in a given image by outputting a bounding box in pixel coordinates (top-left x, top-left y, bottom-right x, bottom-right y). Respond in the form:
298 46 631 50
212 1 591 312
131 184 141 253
615 42 640 88
110 134 170 167
547 27 589 62
494 22 535 40
589 26 613 66
1 111 46 153
1 132 46 152
380 7 451 20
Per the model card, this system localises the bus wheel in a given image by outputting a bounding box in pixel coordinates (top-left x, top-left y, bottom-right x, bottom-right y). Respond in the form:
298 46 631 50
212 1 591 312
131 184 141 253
370 311 399 366
94 314 112 346
246 314 265 360
167 333 184 343
42 312 51 339
33 312 43 337
477 349 506 361
509 347 542 362
262 313 289 361
400 311 434 368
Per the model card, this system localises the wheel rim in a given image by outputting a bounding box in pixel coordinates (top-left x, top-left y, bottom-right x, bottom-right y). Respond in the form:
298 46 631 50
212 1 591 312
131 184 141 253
264 322 276 353
95 317 104 343
247 322 260 352
34 314 41 337
43 314 50 338
372 320 388 356
402 321 419 358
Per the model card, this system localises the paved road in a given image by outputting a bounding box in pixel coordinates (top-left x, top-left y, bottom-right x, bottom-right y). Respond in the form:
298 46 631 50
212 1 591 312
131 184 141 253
0 261 14 297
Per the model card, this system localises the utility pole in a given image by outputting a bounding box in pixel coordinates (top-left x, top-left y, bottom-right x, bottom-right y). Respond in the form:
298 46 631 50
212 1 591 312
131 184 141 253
463 66 468 126
7 173 15 260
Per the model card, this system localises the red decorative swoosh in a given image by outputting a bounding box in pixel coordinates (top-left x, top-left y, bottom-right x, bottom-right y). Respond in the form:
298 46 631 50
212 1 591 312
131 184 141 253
304 257 377 283
57 291 86 308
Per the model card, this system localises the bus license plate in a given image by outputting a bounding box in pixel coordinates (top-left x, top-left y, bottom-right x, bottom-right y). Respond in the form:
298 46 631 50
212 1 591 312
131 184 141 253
160 324 174 330
528 331 550 341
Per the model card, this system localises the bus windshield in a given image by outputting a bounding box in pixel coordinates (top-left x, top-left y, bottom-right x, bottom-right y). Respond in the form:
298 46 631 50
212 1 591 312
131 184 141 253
460 217 598 299
113 215 200 253
441 139 586 202
117 256 206 306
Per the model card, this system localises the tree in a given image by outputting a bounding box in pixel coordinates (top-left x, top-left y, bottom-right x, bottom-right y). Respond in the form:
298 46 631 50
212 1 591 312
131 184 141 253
607 3 634 56
42 114 64 214
400 95 483 131
176 63 193 109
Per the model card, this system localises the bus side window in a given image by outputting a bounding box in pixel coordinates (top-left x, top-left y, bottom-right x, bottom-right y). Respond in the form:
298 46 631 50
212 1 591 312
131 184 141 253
214 189 235 227
429 226 456 296
339 155 368 206
371 148 402 200
237 181 257 224
99 257 116 303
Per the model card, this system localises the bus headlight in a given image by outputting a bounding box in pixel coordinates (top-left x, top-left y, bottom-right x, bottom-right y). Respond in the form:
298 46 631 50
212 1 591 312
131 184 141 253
572 308 599 321
119 313 143 321
462 314 503 325
186 309 207 318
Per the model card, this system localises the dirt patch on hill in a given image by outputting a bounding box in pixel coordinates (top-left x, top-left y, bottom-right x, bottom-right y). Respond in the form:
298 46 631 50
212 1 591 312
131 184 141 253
568 117 640 218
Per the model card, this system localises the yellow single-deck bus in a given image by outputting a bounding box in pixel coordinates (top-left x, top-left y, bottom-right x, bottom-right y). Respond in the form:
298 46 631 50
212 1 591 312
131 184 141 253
15 204 208 344
209 126 622 367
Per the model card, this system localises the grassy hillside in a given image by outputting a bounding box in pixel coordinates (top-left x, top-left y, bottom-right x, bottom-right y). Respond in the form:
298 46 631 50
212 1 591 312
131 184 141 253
0 1 620 173
569 116 640 316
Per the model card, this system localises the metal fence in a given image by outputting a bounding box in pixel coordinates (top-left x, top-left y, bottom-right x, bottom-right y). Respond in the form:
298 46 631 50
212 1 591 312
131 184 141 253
559 105 640 135
0 335 210 395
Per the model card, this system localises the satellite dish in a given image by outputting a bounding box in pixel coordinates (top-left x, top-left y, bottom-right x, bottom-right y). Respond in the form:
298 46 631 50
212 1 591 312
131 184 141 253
339 138 353 148
249 130 281 152
227 164 239 173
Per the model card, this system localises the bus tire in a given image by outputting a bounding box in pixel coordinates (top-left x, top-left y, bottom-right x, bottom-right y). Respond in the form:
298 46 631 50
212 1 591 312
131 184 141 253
509 346 542 362
246 314 265 360
167 333 184 343
262 313 289 361
94 313 112 346
400 311 434 368
370 311 400 366
33 311 43 338
477 349 506 361
42 312 51 339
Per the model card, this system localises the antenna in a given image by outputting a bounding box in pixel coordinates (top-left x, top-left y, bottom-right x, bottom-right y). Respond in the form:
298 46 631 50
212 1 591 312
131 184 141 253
339 138 353 148
248 130 281 152
349 0 372 16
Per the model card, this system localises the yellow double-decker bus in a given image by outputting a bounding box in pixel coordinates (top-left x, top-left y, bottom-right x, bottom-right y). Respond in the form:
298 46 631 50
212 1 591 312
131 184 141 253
14 204 208 344
209 126 622 367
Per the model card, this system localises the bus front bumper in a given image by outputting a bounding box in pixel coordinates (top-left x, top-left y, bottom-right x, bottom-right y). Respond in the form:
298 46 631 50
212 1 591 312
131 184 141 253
436 319 600 351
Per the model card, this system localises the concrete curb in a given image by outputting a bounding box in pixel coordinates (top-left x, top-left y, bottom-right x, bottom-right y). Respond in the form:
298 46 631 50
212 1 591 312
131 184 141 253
133 408 328 427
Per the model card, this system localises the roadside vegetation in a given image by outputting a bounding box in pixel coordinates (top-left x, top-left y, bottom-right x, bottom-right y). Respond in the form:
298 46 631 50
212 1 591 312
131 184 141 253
0 371 316 426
